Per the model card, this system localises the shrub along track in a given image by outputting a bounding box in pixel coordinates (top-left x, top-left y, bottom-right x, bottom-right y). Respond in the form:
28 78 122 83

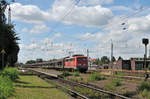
25 68 131 99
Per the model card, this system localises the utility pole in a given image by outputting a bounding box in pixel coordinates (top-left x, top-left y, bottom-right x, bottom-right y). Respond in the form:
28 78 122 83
87 49 90 68
111 40 113 68
87 49 89 59
111 40 114 75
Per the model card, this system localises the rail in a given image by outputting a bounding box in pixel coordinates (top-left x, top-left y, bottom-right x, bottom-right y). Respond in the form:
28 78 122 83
25 68 131 99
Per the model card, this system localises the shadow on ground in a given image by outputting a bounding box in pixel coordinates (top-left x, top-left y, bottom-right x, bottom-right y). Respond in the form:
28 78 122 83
15 80 31 84
15 85 56 89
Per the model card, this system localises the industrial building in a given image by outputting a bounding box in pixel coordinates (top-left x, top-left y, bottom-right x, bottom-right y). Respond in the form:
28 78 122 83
104 58 150 71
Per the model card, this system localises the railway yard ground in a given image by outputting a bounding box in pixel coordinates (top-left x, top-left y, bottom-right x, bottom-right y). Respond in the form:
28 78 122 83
16 68 150 99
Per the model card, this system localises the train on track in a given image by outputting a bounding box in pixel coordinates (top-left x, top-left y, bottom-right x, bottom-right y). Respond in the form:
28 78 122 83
24 55 88 72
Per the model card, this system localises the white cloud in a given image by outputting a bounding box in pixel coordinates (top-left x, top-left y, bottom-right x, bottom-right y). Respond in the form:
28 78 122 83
20 43 39 50
128 15 150 33
110 6 134 12
80 32 103 41
80 0 114 6
21 27 28 33
11 3 50 24
51 0 113 27
29 24 50 34
11 0 113 27
41 33 62 44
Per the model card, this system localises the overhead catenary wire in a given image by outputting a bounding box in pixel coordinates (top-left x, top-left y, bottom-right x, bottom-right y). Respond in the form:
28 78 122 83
26 1 149 60
45 0 81 38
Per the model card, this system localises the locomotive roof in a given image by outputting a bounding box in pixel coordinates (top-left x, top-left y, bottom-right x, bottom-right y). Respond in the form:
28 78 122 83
65 55 87 59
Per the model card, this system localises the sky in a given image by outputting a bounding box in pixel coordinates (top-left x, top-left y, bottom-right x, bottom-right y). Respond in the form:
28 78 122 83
5 0 150 63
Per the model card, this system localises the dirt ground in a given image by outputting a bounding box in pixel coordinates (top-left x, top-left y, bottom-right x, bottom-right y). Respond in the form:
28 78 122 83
67 72 141 98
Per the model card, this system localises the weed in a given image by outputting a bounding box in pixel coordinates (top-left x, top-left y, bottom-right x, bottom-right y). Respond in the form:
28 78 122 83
104 78 121 91
74 87 109 99
58 71 71 78
112 78 121 86
89 73 105 81
80 77 83 81
73 72 80 77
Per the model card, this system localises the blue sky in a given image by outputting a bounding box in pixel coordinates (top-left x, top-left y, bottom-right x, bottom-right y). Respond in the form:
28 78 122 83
7 0 150 63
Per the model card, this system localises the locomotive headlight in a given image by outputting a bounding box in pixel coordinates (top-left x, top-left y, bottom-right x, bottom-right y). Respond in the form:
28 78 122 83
78 64 81 66
83 64 86 66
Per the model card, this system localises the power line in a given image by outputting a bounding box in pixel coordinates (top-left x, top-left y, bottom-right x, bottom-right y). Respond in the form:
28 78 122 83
45 0 81 37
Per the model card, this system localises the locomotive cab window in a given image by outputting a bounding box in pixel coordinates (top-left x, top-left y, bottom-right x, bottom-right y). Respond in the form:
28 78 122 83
77 57 87 61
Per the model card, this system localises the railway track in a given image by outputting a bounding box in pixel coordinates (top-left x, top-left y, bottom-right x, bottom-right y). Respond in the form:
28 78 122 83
24 68 131 99
43 78 89 99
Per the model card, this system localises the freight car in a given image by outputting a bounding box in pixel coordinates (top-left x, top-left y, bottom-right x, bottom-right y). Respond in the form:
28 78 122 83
24 55 88 72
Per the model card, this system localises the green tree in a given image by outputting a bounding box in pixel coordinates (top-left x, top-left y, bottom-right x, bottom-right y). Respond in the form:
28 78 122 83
26 60 36 64
0 0 19 69
36 58 43 63
118 56 123 60
112 56 116 62
93 58 102 65
101 56 110 64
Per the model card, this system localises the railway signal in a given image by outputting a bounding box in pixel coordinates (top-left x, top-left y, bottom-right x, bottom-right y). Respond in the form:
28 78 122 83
1 49 6 69
142 38 149 81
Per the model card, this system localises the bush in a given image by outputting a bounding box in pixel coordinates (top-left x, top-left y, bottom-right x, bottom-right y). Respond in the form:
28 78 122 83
89 73 105 81
73 72 80 77
0 76 14 99
1 68 19 81
141 89 149 97
138 81 150 92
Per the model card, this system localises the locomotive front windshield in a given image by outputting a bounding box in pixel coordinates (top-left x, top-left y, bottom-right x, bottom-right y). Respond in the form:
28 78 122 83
77 57 87 61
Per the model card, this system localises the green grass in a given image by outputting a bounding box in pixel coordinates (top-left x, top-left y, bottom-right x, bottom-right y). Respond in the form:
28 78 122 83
9 76 70 99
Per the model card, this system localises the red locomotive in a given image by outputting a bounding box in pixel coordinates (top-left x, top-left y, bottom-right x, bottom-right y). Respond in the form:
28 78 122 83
24 55 88 72
64 55 88 72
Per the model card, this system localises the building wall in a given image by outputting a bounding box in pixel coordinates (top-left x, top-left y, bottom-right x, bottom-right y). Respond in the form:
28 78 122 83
113 60 122 70
131 60 135 71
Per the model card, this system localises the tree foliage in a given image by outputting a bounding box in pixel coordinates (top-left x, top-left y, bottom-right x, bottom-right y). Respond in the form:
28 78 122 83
93 58 102 65
101 56 110 64
118 56 123 60
112 56 116 62
0 0 19 69
36 58 43 63
26 60 36 64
